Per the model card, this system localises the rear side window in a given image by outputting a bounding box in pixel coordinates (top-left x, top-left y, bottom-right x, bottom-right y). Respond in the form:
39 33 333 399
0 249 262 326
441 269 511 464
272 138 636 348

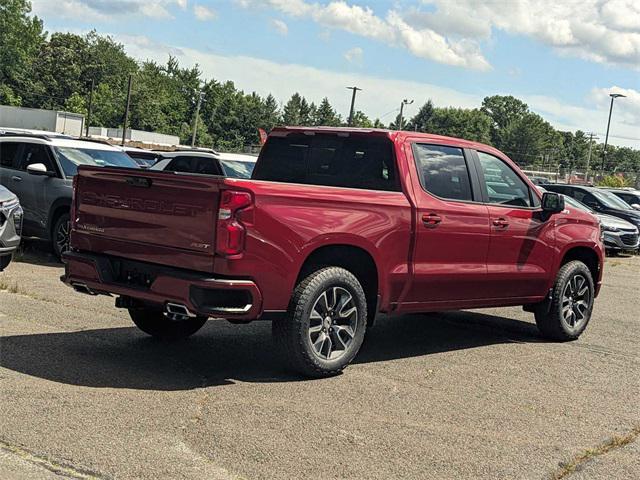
0 142 22 169
252 134 400 192
412 144 473 201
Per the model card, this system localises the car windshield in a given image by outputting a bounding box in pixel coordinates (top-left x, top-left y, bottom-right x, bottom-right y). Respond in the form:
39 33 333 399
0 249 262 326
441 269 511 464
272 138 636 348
55 147 139 176
564 195 594 213
592 189 633 210
220 160 255 179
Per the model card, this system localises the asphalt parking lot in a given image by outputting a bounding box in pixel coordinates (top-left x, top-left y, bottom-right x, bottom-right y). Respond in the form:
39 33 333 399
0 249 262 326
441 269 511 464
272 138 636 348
1 247 638 480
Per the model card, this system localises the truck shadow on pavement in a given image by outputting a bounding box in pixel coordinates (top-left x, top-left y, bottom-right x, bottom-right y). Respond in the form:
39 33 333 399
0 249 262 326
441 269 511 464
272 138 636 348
0 311 542 390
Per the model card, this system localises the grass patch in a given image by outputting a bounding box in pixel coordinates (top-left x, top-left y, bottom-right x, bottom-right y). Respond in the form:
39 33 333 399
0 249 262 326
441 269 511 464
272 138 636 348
0 278 22 294
552 425 640 479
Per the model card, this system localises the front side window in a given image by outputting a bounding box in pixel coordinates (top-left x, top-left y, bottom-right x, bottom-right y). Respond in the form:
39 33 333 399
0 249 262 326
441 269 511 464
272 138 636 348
412 144 473 201
20 144 56 172
477 151 532 207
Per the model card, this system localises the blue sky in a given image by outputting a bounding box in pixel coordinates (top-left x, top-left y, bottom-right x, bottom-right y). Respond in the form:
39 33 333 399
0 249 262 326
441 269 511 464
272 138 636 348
31 0 640 147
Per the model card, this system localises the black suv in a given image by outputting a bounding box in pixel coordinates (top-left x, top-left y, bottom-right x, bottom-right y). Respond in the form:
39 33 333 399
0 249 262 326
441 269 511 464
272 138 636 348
545 184 640 230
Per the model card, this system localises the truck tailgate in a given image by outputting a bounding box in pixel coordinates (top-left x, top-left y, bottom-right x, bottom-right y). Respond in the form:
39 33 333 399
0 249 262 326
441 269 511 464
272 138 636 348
72 166 222 272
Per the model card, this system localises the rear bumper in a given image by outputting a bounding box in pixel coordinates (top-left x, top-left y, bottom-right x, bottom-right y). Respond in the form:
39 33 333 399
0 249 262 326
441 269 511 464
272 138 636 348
61 251 263 320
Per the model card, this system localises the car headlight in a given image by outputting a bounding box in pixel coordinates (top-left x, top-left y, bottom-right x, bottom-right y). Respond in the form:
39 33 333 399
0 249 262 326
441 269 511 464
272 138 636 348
601 224 620 232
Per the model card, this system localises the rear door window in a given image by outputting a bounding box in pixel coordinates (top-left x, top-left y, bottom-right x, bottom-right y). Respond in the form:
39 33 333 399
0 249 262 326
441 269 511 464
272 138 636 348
252 133 400 191
411 144 473 201
0 142 23 169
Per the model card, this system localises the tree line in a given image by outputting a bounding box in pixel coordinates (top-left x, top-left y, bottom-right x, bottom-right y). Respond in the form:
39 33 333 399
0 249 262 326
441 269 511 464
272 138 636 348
1 0 638 172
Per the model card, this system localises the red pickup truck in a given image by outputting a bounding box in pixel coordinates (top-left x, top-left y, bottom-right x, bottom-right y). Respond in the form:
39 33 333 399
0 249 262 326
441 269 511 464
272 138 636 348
62 127 604 377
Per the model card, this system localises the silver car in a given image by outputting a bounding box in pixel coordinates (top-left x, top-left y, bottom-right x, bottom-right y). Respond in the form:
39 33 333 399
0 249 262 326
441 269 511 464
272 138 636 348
0 185 22 270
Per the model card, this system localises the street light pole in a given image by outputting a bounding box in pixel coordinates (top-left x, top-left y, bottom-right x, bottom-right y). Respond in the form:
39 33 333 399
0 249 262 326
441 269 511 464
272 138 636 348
600 93 626 174
585 132 598 183
191 91 204 147
346 86 362 126
121 74 133 146
398 99 414 130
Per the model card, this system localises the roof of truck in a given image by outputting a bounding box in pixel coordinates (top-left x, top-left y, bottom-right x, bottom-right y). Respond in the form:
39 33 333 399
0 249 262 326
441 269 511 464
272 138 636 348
272 126 505 159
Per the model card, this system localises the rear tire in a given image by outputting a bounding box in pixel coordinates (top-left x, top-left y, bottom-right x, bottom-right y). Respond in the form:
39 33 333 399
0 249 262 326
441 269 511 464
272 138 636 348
52 213 70 260
128 307 207 340
535 261 594 341
273 267 367 378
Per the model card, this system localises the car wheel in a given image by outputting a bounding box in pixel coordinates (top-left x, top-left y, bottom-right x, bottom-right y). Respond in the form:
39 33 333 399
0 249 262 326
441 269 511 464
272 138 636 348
0 254 11 271
535 260 594 341
129 307 207 340
52 213 70 259
273 267 367 378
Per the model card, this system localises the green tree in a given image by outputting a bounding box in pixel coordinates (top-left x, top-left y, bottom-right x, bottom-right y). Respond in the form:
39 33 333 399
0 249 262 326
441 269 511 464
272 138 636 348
282 92 304 125
406 100 434 132
426 108 492 143
0 0 44 103
313 97 341 126
350 110 373 128
481 95 529 147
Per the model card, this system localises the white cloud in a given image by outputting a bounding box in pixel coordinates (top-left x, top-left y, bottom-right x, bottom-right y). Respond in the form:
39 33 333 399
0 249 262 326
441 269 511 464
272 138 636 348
270 18 288 36
30 0 187 21
412 0 640 69
237 0 640 70
344 47 363 64
193 4 217 21
237 0 491 70
117 34 639 148
589 86 640 127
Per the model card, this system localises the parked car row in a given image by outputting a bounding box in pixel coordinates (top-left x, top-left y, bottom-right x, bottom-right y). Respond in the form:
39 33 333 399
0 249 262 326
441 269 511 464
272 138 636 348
0 129 258 259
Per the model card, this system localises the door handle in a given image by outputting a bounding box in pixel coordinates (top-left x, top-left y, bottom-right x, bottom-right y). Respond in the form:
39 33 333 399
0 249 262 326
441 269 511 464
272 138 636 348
492 218 509 228
422 213 442 228
11 175 22 182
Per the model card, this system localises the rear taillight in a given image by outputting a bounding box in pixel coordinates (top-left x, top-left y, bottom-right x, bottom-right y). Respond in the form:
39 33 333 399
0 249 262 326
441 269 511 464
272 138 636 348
216 190 252 257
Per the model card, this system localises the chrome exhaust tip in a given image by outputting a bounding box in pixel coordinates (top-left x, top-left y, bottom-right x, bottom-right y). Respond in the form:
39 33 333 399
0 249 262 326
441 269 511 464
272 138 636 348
72 282 97 295
165 302 196 320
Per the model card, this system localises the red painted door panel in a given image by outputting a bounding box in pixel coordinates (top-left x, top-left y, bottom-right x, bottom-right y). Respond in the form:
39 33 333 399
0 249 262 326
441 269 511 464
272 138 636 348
406 197 491 304
485 206 556 298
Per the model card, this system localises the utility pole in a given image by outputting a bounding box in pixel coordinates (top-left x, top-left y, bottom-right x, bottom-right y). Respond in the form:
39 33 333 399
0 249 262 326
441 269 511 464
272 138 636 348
191 91 204 147
398 99 414 130
585 132 598 184
346 86 362 126
85 79 94 137
601 93 626 174
121 74 133 146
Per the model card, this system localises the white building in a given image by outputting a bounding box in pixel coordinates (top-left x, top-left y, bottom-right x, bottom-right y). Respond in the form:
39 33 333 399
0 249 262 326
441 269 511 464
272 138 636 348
0 105 85 136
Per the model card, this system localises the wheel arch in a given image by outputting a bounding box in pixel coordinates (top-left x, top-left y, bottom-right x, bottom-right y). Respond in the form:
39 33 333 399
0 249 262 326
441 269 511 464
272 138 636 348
47 198 71 240
295 243 380 324
558 244 602 290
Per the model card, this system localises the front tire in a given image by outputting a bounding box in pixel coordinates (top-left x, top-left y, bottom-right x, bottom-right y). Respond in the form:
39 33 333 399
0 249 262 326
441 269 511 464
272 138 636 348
535 261 594 341
0 254 12 271
129 307 207 340
273 267 367 378
52 213 70 259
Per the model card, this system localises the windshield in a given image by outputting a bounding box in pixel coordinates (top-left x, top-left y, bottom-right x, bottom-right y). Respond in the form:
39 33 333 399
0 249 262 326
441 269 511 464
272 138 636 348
592 189 633 210
564 195 594 213
55 147 139 177
220 159 255 179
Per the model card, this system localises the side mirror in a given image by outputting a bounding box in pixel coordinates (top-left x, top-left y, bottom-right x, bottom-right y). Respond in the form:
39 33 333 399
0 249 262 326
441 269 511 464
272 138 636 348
542 192 565 214
631 204 640 211
26 163 54 177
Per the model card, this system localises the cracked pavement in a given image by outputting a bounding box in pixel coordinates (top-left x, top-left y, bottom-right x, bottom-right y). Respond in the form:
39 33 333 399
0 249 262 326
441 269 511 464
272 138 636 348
1 248 639 479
